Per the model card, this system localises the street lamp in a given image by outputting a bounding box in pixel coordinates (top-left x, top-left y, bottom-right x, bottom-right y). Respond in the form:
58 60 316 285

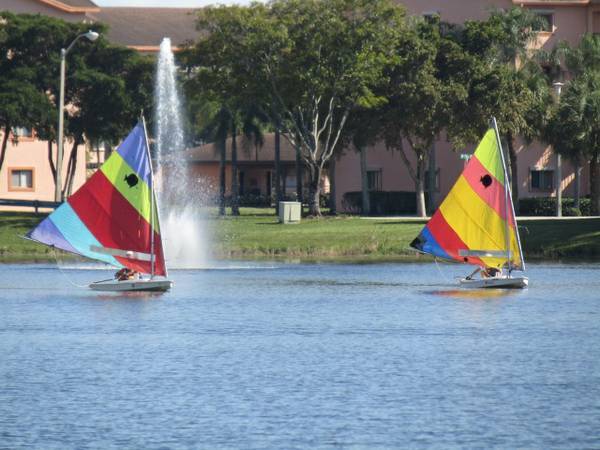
553 81 564 217
55 30 99 202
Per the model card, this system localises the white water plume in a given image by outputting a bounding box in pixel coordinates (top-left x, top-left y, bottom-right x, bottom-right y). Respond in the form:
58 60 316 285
155 37 209 269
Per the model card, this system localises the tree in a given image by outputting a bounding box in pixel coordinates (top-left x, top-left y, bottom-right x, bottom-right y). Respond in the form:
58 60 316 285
62 44 153 196
545 71 600 215
380 18 471 217
187 0 405 216
0 12 151 197
0 13 68 175
449 8 548 212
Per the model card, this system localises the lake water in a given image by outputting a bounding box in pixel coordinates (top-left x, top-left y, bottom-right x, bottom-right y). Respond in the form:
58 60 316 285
1 262 599 449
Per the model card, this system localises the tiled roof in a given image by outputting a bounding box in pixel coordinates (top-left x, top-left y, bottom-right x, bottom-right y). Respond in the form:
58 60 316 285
37 0 100 10
187 133 297 163
513 0 590 4
56 0 98 6
87 7 199 48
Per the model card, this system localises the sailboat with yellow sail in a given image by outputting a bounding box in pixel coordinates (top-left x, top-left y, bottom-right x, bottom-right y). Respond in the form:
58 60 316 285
410 118 528 289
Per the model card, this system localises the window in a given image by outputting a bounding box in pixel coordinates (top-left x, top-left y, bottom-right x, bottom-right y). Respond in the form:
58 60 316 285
532 11 554 32
11 127 33 138
8 168 34 191
531 169 554 191
422 11 440 22
367 169 382 191
425 169 440 192
593 12 600 35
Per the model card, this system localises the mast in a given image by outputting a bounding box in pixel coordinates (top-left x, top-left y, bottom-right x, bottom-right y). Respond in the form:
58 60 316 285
141 114 155 278
491 117 519 276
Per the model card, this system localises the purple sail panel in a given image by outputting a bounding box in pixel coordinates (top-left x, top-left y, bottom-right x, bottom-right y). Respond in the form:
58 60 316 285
26 216 79 255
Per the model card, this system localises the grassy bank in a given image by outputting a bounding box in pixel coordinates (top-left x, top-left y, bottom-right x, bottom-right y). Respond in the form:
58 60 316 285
2 209 599 262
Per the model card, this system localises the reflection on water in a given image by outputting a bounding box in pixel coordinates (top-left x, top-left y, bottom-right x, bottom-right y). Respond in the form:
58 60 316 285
1 262 599 449
429 288 522 300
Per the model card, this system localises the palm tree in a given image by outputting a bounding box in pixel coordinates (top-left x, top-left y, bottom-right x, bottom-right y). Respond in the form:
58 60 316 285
546 71 600 215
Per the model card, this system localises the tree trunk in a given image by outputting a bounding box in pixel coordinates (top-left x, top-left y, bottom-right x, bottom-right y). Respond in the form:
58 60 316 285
231 123 240 216
328 156 336 215
0 125 10 174
590 156 598 214
274 128 282 214
218 138 226 216
47 140 57 185
416 155 427 218
359 144 370 215
505 134 519 214
63 136 81 198
427 141 436 214
574 162 581 210
307 163 322 216
295 142 303 204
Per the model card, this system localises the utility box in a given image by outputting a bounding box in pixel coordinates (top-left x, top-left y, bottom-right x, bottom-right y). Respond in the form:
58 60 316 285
279 201 301 224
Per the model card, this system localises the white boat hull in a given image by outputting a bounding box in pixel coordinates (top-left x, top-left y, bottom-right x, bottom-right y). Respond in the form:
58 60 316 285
89 278 173 292
459 276 528 289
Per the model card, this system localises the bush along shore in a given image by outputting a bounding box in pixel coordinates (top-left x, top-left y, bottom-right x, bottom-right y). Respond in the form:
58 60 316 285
1 209 599 263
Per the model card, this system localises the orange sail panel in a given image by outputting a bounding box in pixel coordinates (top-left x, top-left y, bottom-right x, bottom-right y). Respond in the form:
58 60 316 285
410 129 522 270
26 122 166 276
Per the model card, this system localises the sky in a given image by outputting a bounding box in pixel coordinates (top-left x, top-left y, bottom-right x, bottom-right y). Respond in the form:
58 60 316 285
95 0 257 6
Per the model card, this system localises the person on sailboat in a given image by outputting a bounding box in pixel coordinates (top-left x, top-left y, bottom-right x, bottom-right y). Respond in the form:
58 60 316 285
115 268 139 281
465 266 500 280
482 267 500 278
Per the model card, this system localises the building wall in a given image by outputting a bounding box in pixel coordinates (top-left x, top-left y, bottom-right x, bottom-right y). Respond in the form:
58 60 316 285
0 0 89 21
0 131 87 210
334 0 593 213
398 0 512 22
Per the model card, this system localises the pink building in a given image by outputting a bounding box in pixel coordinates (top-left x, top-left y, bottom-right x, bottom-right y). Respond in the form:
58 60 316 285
335 0 598 213
1 0 597 213
0 0 196 210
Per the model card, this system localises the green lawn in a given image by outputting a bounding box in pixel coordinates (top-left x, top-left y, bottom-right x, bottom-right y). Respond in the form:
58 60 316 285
211 208 426 260
2 209 599 262
0 211 57 261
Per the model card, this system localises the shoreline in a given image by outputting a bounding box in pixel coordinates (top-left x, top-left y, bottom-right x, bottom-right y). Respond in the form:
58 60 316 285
2 210 600 264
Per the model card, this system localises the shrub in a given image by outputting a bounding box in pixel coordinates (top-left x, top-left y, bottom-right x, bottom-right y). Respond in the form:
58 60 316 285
518 197 591 216
342 191 417 215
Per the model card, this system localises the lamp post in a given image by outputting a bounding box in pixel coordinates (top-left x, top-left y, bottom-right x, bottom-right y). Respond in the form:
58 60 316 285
553 81 564 217
55 30 99 202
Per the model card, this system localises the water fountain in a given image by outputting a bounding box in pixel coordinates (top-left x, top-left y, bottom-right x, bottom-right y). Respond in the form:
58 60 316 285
155 37 209 268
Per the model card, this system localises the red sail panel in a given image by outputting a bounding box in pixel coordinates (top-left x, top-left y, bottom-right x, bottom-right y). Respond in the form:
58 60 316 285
68 170 166 276
462 155 514 225
427 211 485 266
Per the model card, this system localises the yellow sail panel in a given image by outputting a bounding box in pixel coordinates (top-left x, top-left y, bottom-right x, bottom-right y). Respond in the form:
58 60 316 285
439 176 520 268
474 129 505 185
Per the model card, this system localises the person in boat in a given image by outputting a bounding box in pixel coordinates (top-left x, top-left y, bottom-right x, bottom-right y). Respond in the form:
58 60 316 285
465 266 500 280
482 267 500 278
115 268 139 281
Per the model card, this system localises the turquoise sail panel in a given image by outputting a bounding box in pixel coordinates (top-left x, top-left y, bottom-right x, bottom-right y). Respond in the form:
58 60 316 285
27 202 121 267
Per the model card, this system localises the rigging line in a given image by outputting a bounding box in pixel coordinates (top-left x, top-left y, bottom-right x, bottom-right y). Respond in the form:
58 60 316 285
52 247 89 289
433 257 453 284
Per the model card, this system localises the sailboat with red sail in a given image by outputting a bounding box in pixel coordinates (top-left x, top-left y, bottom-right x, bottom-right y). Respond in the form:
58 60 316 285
26 116 172 292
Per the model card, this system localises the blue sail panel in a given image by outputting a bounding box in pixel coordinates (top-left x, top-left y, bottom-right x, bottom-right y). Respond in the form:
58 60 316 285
410 226 452 260
116 122 152 188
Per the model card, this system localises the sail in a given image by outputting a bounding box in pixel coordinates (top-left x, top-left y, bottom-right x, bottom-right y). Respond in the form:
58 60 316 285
410 128 523 270
26 122 167 276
